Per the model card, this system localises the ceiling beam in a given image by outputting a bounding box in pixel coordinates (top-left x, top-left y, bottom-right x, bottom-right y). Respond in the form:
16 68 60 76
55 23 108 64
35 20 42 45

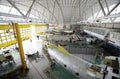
0 12 43 23
50 0 56 22
99 13 120 19
8 6 13 13
104 0 109 13
0 12 23 18
55 0 65 23
10 1 49 23
26 0 36 19
36 0 58 23
71 0 76 7
81 0 88 20
107 2 120 15
97 0 106 16
89 13 120 22
0 12 39 20
76 0 81 22
34 7 49 22
6 0 25 18
45 0 51 22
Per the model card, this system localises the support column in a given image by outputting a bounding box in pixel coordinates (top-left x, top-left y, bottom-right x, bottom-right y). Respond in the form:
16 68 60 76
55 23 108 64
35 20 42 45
14 23 27 73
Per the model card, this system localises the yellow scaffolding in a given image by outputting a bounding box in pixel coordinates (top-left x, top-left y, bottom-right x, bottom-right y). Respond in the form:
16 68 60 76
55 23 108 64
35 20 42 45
14 23 27 75
0 23 47 75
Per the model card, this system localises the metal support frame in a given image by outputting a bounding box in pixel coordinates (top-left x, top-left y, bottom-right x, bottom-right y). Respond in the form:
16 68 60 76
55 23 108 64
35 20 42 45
104 0 109 13
8 6 13 13
34 8 49 22
95 9 101 19
26 0 36 19
70 0 80 22
0 5 5 12
0 12 22 18
82 0 88 20
45 0 51 23
0 12 40 22
55 0 65 23
104 0 113 22
97 0 106 16
61 0 64 7
0 3 51 23
71 0 76 7
85 13 120 23
79 0 85 21
14 23 27 74
36 0 58 23
6 0 25 18
99 13 120 19
92 6 94 19
107 2 120 15
50 0 56 22
42 9 46 23
78 0 81 22
70 7 76 22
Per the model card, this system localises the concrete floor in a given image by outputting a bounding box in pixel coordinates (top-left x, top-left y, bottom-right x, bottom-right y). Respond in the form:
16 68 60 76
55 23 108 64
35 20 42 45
22 37 49 79
23 57 49 79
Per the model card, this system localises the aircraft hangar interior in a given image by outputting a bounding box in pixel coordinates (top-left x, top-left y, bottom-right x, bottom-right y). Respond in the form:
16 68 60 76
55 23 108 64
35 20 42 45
0 0 120 79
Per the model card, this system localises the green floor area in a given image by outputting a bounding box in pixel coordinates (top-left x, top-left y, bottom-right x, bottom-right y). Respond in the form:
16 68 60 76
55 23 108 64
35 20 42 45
45 63 78 79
